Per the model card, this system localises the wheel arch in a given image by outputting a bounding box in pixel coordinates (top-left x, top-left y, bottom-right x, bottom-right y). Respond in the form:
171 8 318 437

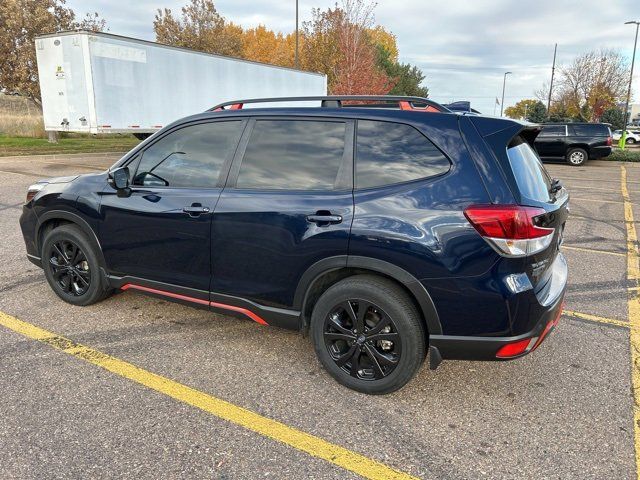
566 143 590 154
294 256 442 336
36 210 107 268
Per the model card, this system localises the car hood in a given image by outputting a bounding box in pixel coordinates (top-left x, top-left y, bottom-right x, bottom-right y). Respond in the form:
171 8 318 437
37 175 80 185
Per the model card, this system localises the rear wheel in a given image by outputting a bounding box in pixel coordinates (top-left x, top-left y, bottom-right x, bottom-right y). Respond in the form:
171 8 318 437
310 275 426 394
566 147 588 166
627 138 636 145
41 224 112 306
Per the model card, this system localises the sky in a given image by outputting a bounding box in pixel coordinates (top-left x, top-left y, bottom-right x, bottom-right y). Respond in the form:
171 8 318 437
65 0 640 114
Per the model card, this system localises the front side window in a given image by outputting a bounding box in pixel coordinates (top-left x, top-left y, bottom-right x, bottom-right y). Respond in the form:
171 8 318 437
133 121 243 188
356 120 450 189
236 120 347 190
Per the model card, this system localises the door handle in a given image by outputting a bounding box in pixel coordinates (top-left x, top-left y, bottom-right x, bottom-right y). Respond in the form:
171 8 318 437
183 205 210 216
306 213 343 225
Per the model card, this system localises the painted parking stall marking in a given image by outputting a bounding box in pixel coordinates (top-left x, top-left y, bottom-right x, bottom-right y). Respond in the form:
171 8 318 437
0 311 418 480
621 165 640 479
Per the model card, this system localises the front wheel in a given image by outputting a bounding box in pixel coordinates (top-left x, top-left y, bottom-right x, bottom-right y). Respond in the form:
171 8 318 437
627 138 636 145
566 147 588 166
41 224 112 306
310 275 426 394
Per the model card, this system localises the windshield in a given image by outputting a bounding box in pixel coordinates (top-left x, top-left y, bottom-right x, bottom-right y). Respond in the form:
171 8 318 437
507 136 553 203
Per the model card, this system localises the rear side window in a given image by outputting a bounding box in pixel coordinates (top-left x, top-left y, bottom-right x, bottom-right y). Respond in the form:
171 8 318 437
539 125 566 137
356 120 450 189
569 124 610 136
236 120 347 190
133 121 242 188
507 136 553 202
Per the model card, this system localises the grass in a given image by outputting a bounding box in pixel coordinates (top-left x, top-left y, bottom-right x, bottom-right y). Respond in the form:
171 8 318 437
606 148 640 162
0 113 46 138
0 134 140 156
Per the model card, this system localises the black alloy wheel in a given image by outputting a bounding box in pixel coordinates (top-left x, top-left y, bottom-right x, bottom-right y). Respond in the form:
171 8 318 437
323 299 401 380
48 239 91 296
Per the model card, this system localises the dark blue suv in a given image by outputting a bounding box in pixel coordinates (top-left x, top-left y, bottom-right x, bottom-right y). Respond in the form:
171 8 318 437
19 96 568 394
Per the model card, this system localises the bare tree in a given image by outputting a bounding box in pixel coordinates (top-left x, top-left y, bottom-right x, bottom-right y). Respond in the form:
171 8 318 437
553 49 630 121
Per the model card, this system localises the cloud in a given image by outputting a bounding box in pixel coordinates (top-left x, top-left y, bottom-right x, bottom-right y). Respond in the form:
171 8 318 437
66 0 640 114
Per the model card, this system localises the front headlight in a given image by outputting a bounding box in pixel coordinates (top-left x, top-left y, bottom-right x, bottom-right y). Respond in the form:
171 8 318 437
25 183 46 204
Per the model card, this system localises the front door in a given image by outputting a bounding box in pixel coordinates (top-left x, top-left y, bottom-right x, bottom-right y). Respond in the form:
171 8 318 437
210 118 354 314
99 119 246 293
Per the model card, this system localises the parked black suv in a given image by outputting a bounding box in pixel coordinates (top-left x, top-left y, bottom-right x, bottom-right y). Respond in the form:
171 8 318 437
19 96 569 394
534 122 612 166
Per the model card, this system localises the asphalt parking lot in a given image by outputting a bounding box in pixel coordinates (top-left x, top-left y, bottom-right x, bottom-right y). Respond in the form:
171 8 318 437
0 153 638 479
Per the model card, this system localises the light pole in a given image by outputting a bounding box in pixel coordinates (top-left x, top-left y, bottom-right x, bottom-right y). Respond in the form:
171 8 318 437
500 71 512 117
295 0 299 69
621 21 640 150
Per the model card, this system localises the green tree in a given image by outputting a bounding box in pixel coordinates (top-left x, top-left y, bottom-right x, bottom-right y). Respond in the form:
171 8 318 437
526 101 547 123
0 0 107 105
375 45 428 97
504 99 541 120
600 107 625 130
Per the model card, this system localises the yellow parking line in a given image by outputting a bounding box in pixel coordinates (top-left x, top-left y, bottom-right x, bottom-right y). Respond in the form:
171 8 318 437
570 197 625 205
621 165 640 480
561 245 625 257
568 184 626 193
0 311 418 480
563 310 631 329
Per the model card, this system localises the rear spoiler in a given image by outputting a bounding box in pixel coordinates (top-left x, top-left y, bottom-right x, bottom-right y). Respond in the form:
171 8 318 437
518 125 543 147
468 116 542 147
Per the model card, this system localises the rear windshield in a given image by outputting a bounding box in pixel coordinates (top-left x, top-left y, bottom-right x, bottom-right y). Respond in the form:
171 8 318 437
568 124 610 137
507 136 553 203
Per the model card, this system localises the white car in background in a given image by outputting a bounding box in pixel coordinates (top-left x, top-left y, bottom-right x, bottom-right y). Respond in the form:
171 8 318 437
612 130 640 144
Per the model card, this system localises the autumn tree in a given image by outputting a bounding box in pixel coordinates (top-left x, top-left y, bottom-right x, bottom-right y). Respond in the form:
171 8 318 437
367 26 397 62
243 25 295 67
302 0 392 94
505 99 547 121
154 0 243 57
542 49 630 122
301 6 345 88
0 0 107 105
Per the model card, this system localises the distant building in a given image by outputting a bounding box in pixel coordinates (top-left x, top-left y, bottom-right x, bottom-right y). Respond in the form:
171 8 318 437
631 104 640 126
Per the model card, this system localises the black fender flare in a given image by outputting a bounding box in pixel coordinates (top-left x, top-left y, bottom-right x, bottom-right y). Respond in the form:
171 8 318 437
36 209 107 268
294 255 442 335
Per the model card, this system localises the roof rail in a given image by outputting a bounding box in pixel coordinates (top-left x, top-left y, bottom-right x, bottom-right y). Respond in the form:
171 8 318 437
209 95 451 113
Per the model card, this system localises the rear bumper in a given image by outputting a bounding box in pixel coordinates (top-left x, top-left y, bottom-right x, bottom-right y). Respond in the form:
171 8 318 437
429 253 567 363
590 146 612 159
429 294 563 361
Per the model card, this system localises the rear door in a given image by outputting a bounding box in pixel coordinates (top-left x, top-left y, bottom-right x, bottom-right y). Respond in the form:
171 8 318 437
534 125 567 157
99 119 245 293
210 117 354 315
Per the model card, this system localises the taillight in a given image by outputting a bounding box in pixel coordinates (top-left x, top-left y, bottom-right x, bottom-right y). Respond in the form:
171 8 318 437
463 204 554 257
607 136 612 146
25 183 45 203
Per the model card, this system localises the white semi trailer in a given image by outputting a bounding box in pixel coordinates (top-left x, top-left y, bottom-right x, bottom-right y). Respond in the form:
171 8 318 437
35 31 327 138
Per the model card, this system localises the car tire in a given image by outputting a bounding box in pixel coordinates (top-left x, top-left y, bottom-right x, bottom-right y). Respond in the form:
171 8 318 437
566 147 588 166
627 138 636 145
310 275 426 394
41 224 112 306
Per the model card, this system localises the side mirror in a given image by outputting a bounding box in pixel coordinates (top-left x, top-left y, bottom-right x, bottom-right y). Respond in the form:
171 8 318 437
111 166 130 190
